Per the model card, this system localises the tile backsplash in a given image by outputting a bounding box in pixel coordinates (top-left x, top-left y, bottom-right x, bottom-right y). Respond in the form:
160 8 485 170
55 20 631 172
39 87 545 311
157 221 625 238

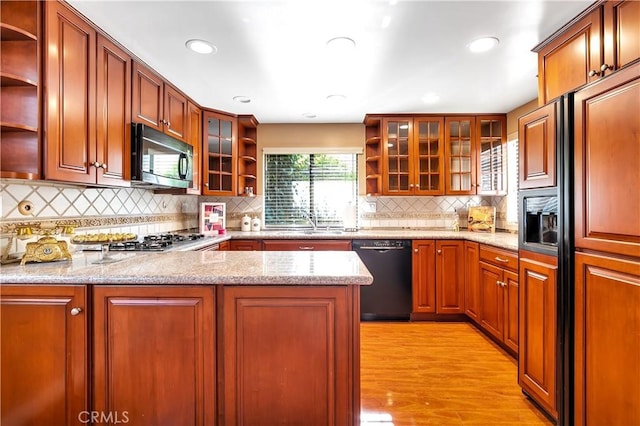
1 179 516 256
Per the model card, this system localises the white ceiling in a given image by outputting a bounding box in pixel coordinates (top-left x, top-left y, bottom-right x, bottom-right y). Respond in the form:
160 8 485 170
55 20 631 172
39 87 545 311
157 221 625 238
68 0 591 124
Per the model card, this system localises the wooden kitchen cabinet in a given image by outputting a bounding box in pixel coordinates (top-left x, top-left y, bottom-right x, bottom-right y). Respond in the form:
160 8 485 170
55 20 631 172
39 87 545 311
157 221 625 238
202 109 237 195
238 115 258 196
476 115 507 195
0 0 41 179
45 1 131 186
230 239 262 251
573 60 640 258
262 239 352 251
574 252 640 426
219 285 360 425
519 250 557 420
464 241 481 322
382 117 445 195
93 286 216 426
1 285 87 425
478 244 519 354
445 116 476 194
412 240 437 314
363 115 383 195
534 0 639 105
412 240 464 316
132 61 188 142
518 102 557 189
435 240 464 314
185 101 202 194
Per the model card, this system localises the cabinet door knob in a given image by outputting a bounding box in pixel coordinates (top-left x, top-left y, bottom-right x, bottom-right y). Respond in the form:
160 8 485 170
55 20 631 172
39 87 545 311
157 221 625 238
588 69 601 77
437 249 442 254
91 161 101 168
600 63 613 73
414 248 418 253
101 163 107 170
70 307 83 316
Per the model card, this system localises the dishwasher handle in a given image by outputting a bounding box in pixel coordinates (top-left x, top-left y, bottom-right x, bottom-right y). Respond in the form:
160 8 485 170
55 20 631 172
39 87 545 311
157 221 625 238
356 246 407 251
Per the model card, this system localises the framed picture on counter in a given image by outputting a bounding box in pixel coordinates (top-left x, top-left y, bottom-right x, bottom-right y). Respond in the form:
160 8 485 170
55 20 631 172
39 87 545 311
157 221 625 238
200 202 226 235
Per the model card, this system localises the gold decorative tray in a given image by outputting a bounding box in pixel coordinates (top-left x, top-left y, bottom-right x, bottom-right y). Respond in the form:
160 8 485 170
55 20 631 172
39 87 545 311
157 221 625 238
21 236 72 265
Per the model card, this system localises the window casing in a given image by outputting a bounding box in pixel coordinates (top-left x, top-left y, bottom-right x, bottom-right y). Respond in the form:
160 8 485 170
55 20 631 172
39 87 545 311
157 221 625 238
264 153 358 229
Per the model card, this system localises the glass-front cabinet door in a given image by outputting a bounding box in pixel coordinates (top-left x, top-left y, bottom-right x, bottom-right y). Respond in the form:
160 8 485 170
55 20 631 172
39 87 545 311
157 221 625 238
202 110 236 195
413 118 444 195
445 117 476 195
477 116 507 195
383 118 412 194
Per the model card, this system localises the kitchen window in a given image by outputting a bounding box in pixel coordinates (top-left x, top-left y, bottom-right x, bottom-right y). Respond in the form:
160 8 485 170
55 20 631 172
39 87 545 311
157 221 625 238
264 152 358 229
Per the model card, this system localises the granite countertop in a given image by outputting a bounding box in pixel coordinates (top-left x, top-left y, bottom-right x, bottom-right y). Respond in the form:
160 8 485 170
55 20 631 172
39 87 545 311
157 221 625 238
0 250 372 286
227 229 519 251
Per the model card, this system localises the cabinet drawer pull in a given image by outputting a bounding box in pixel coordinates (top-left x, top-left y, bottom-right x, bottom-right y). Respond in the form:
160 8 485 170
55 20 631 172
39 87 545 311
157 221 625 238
70 307 83 316
298 246 314 250
494 256 510 263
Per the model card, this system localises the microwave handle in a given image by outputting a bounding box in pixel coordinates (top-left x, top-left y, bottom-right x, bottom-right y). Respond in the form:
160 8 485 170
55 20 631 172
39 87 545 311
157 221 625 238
178 153 189 179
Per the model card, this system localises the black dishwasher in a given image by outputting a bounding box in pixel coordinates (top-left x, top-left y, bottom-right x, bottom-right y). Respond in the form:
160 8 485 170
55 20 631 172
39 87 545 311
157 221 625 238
353 240 412 321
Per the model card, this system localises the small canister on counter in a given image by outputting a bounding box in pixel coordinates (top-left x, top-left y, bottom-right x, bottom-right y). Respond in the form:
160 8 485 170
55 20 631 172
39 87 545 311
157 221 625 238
251 216 261 232
241 214 252 232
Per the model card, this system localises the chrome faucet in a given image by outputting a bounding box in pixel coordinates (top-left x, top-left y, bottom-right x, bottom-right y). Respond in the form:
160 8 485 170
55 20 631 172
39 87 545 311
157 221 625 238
303 211 317 231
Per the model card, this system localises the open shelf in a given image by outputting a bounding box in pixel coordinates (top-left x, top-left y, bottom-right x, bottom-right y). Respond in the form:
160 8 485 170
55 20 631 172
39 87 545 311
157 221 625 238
0 24 36 41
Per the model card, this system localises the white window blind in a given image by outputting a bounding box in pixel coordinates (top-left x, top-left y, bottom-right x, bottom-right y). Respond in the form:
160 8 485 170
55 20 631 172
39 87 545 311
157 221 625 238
264 153 358 228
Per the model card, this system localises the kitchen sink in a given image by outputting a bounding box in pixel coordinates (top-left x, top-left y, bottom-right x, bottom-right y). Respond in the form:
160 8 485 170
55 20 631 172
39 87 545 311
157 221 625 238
272 230 344 236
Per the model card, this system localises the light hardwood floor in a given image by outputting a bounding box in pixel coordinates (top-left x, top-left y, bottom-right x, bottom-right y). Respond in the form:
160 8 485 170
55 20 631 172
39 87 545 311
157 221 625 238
360 322 553 426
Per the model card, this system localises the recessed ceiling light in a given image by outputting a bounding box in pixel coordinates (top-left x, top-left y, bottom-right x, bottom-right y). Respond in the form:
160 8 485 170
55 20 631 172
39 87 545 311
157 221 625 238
233 96 251 104
185 39 216 55
302 113 317 119
326 37 356 51
468 37 499 53
326 94 347 102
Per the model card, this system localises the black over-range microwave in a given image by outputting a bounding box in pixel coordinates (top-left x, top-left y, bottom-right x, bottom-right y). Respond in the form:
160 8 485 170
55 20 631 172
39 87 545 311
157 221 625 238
130 123 193 189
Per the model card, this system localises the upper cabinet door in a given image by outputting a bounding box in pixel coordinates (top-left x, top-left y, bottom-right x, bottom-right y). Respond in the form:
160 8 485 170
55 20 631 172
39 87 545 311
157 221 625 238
382 118 412 194
476 115 506 195
202 110 237 196
518 103 557 189
44 0 97 184
164 84 188 142
445 116 476 195
413 117 444 195
132 61 163 131
574 61 640 258
603 0 640 73
96 34 131 187
535 7 603 105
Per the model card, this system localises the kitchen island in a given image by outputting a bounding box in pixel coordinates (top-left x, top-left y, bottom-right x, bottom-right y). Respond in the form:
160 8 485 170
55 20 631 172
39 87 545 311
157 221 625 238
1 251 371 426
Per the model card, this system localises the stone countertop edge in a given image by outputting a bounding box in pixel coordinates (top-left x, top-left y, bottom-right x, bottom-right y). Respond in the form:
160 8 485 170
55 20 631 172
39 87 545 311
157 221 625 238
0 251 373 286
227 229 519 251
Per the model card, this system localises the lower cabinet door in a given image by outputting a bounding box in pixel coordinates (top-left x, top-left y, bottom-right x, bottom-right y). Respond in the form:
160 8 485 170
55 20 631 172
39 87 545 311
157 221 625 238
464 241 481 322
518 252 557 419
435 240 464 314
220 285 359 426
92 286 215 426
574 252 640 426
1 285 87 426
479 261 503 340
503 270 519 353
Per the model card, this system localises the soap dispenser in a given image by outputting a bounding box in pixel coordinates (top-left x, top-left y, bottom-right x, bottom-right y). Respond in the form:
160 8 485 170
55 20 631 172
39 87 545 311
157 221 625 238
241 214 251 232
